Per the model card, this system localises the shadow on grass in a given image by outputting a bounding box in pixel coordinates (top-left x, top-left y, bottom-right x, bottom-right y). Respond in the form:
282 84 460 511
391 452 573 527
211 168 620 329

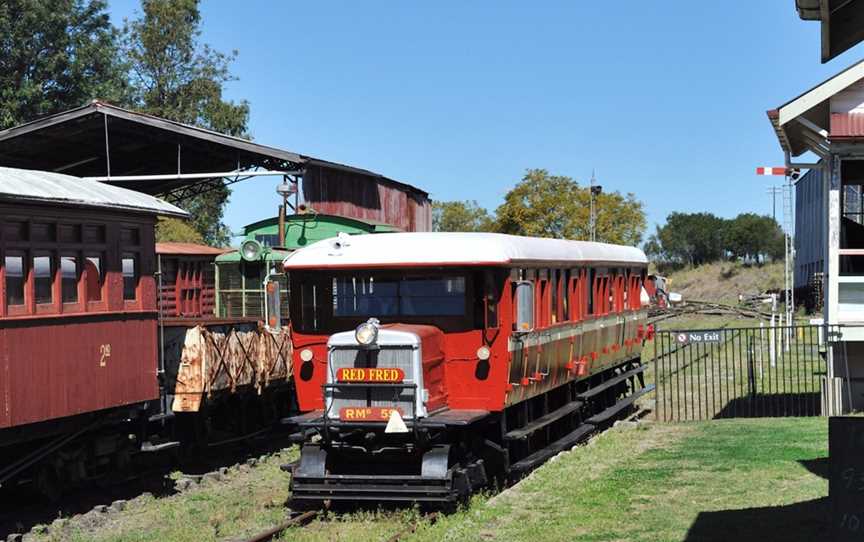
712 392 821 419
798 457 830 480
684 497 829 542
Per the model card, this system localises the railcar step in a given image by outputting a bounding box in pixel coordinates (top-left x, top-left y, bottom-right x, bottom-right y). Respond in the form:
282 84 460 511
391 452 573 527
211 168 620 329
504 401 583 441
509 423 595 475
140 441 180 453
585 384 655 425
577 365 647 400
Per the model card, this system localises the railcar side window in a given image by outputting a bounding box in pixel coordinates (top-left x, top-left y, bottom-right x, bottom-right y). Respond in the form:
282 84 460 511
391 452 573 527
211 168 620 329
61 256 80 304
122 255 138 300
85 256 103 302
33 255 53 305
4 255 25 307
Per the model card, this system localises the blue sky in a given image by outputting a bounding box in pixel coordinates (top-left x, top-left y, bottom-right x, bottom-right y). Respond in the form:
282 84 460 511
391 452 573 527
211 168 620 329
106 1 863 242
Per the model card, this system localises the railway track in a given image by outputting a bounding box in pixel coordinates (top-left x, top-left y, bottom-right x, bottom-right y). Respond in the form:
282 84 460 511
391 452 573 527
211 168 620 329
649 299 774 325
232 510 440 542
0 427 297 540
231 510 319 542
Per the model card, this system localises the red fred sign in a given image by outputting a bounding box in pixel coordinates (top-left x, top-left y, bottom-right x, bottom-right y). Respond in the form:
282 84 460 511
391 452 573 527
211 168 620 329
336 367 405 383
339 407 403 421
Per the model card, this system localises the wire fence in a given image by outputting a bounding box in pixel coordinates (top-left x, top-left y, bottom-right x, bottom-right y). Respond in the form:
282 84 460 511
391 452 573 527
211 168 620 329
651 325 827 421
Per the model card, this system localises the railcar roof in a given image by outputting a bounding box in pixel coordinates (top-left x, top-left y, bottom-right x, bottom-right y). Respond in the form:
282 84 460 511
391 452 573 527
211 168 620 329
0 167 188 217
282 232 648 269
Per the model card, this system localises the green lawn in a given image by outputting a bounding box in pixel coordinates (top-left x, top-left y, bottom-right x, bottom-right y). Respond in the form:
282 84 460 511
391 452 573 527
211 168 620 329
409 418 829 542
29 418 829 542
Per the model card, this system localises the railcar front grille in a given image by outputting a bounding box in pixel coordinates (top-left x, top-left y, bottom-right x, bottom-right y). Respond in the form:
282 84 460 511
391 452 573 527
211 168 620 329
327 346 418 419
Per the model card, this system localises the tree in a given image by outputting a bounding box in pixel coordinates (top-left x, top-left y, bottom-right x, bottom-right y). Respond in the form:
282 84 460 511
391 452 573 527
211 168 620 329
0 0 127 129
656 212 727 266
494 169 646 245
122 0 249 246
643 228 665 263
432 200 494 232
721 213 786 263
155 217 205 244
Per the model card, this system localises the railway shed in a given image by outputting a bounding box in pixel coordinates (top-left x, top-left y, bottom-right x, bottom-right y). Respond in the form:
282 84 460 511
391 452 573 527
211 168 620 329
769 57 864 412
0 101 431 232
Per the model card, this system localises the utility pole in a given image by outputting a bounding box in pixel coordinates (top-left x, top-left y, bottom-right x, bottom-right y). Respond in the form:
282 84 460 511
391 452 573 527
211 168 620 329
767 185 783 222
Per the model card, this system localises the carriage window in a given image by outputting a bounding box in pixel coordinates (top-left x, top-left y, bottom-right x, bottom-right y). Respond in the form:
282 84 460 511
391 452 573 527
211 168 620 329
5 255 25 307
550 270 559 324
33 255 53 305
122 255 138 300
61 256 79 303
85 256 103 301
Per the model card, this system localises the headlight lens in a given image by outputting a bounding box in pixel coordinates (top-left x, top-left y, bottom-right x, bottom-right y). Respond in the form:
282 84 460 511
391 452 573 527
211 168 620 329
477 346 491 360
240 239 263 262
300 348 314 362
355 321 379 346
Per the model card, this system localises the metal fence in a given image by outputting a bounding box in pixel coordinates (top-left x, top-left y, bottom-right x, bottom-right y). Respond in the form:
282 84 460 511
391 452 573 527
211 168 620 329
650 325 826 422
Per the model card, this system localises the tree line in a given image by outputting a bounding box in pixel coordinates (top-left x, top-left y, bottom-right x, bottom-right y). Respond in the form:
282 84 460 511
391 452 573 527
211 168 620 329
433 169 647 246
0 0 245 246
644 212 785 268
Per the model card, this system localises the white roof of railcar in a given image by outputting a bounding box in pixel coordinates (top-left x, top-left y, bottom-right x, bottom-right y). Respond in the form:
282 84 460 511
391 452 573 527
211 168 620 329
282 232 647 269
0 167 188 217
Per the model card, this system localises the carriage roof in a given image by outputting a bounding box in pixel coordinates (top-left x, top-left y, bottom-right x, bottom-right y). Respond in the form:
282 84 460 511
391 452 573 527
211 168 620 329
0 167 188 217
282 232 647 270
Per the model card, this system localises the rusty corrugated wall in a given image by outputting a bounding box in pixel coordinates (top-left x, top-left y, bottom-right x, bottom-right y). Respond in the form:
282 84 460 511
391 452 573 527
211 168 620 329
302 166 432 232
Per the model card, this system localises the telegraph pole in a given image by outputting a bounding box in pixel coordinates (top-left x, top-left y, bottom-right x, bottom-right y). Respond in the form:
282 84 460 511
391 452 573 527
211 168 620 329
767 185 783 222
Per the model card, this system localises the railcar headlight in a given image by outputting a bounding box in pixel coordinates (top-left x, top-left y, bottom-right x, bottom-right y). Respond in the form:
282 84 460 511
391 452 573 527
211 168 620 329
240 239 264 262
477 346 491 360
300 349 314 362
355 319 379 346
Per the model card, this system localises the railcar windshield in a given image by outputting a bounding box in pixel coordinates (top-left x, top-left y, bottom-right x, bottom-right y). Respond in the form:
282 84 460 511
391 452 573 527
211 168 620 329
290 269 496 333
332 275 465 317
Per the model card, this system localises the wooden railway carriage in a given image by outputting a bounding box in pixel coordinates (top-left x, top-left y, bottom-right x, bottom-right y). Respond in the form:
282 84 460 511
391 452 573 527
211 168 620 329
0 167 187 495
283 232 654 504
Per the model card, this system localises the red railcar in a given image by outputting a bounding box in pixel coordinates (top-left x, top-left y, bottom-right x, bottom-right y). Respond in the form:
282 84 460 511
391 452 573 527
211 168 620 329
283 232 654 504
0 167 187 495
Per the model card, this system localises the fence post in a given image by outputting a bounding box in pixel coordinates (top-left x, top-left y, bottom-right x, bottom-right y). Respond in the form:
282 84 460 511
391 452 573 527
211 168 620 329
747 335 756 401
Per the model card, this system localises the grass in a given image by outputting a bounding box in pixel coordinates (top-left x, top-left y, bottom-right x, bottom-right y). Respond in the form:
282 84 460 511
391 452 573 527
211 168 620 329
409 418 829 542
27 418 829 542
664 261 784 305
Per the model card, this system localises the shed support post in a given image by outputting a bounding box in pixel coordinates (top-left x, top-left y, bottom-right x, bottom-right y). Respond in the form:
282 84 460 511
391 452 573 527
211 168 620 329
825 154 845 414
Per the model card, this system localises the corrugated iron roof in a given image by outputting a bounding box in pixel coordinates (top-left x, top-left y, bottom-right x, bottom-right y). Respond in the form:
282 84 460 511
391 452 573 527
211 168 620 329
831 112 864 137
0 167 188 217
0 101 429 198
155 242 227 256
